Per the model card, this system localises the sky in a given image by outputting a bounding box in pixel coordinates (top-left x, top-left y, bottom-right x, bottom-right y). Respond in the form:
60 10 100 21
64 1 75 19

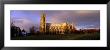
10 10 100 33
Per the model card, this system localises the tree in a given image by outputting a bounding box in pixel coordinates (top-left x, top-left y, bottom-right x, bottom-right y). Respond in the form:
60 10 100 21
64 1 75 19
11 24 22 37
30 26 36 35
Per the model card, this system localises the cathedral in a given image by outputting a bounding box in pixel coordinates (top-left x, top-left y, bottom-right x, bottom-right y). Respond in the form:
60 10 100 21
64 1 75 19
40 12 76 34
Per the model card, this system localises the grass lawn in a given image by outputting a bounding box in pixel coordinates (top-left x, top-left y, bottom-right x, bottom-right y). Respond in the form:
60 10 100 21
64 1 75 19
11 33 100 40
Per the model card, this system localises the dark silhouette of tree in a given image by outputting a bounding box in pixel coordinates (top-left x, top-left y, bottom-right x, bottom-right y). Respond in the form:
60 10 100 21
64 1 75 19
11 22 22 38
30 26 36 35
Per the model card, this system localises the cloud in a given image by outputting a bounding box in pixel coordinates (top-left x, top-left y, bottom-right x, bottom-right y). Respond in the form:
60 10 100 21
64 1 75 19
12 18 35 33
46 10 100 27
46 10 76 24
11 10 100 31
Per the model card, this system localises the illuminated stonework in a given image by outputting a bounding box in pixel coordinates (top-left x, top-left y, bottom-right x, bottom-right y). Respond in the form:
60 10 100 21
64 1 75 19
40 12 46 33
49 23 76 34
39 12 76 34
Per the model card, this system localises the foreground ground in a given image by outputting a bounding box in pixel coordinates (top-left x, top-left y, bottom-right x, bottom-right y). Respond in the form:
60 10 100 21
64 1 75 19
11 33 100 40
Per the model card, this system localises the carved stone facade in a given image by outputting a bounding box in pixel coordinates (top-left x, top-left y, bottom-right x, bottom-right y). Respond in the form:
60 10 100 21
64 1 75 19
49 23 76 34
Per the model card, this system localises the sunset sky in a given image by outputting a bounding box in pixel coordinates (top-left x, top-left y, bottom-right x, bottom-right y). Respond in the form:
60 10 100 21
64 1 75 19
10 10 100 33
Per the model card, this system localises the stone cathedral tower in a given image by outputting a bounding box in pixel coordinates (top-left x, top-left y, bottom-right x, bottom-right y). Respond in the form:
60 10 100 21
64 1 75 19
40 12 46 33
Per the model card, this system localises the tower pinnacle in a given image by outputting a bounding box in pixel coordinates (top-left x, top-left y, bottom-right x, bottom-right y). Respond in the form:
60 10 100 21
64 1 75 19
40 11 46 33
